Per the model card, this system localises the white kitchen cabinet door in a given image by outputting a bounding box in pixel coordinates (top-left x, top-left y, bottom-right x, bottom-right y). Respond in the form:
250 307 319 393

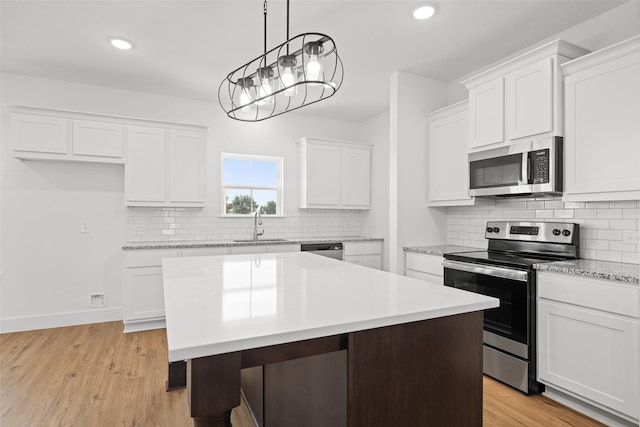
404 252 443 282
123 266 166 323
10 113 68 154
343 241 382 270
267 244 301 253
341 146 371 208
72 119 123 158
231 246 269 255
307 143 341 206
363 254 382 270
168 130 206 203
180 247 230 257
298 138 372 209
562 36 640 201
426 101 474 206
538 300 639 419
468 77 504 149
125 126 167 203
506 57 553 140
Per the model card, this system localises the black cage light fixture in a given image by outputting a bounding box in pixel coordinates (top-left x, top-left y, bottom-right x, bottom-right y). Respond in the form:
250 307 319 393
218 0 343 122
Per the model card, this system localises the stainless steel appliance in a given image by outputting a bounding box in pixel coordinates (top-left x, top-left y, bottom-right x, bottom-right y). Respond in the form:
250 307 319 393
443 221 579 394
301 242 344 260
469 136 562 197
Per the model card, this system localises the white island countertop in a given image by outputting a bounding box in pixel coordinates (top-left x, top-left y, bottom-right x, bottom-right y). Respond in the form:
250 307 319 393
162 252 498 362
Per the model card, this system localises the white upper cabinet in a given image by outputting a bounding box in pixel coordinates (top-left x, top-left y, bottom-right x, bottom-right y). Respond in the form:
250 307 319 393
72 119 123 158
10 107 124 163
462 40 589 151
506 58 553 140
125 125 206 207
298 137 372 209
426 100 474 206
341 146 371 207
125 126 167 203
168 130 206 203
561 35 640 202
468 78 504 148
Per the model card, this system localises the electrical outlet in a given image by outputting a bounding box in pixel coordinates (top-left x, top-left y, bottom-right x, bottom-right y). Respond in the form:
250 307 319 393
80 222 90 234
168 223 177 230
623 231 640 242
89 293 105 308
201 224 211 232
134 224 145 231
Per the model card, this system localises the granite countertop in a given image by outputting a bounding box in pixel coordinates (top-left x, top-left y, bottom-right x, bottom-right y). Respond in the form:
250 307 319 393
403 245 481 256
163 252 498 362
123 236 383 250
534 259 639 285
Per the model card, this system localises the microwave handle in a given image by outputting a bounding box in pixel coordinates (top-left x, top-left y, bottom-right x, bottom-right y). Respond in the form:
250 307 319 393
518 152 532 185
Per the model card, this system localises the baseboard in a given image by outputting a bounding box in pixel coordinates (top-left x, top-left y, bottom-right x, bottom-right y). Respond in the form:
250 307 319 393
543 386 639 427
123 318 166 333
0 307 122 333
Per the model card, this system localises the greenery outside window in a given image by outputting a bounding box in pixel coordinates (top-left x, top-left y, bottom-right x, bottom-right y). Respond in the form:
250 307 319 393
221 153 283 216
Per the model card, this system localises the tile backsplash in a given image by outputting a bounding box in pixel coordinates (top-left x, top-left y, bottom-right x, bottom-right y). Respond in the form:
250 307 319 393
126 205 363 242
447 198 640 264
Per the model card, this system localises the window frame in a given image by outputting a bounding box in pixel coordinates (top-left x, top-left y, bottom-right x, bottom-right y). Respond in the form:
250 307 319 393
220 152 284 217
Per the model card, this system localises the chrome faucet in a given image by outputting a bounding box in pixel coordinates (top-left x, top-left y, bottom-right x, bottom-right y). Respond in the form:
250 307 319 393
253 210 264 240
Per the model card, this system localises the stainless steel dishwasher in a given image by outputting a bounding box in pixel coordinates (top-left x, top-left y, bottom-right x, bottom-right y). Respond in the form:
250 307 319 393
300 242 343 260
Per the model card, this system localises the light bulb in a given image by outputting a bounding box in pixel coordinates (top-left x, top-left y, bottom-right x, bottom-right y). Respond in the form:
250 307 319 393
256 67 274 105
239 91 252 112
236 77 254 112
278 55 298 96
281 68 297 96
306 57 322 81
303 41 324 84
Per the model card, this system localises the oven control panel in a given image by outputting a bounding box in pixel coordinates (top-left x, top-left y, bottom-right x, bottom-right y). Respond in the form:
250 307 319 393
485 221 577 244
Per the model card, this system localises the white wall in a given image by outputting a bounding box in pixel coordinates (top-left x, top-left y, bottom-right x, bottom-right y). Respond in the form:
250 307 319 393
389 71 449 273
0 72 363 332
360 111 390 271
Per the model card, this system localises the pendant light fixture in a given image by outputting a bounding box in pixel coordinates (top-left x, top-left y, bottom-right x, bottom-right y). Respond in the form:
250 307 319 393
218 0 343 122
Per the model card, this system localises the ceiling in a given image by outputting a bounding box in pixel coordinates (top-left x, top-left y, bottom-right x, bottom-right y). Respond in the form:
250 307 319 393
0 0 626 122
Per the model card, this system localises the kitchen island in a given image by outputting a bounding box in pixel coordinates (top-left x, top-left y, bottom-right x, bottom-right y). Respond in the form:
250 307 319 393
162 252 498 427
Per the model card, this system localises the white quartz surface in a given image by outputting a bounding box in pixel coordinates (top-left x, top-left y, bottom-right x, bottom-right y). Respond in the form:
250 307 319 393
162 252 498 362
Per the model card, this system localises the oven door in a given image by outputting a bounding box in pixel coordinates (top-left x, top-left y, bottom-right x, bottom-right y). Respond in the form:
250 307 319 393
443 260 529 353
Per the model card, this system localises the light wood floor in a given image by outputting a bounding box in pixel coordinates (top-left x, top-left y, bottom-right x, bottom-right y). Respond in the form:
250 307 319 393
1 321 605 426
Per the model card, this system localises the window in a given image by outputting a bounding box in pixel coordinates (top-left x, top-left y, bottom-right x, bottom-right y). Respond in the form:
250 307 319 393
221 153 283 216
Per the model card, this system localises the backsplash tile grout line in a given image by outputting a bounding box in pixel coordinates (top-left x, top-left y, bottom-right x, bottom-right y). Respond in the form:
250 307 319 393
447 197 640 264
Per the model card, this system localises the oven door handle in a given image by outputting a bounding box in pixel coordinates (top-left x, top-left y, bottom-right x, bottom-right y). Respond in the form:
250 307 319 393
443 260 528 282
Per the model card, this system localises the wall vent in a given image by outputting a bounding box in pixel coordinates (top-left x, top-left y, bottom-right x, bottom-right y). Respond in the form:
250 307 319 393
89 293 106 308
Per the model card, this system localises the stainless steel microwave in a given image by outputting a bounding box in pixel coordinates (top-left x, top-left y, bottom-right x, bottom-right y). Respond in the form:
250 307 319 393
468 136 562 197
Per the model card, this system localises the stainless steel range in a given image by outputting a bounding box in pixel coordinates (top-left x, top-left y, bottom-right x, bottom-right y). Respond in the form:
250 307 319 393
443 221 579 394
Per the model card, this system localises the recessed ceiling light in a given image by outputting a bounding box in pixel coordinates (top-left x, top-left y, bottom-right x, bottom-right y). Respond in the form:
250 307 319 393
109 38 133 50
411 5 436 20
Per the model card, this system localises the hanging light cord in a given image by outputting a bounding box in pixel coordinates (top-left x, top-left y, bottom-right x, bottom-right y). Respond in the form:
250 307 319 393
263 0 267 68
286 0 290 55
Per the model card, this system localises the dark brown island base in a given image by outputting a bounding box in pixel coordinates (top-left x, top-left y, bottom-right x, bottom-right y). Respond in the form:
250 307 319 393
169 311 483 427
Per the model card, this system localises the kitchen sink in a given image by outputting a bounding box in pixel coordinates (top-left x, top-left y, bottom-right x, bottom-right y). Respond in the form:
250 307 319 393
232 238 289 243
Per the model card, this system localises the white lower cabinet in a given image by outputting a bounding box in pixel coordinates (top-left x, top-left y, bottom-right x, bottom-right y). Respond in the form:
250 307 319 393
404 252 443 285
537 271 639 423
123 244 301 331
342 241 382 270
123 249 179 333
